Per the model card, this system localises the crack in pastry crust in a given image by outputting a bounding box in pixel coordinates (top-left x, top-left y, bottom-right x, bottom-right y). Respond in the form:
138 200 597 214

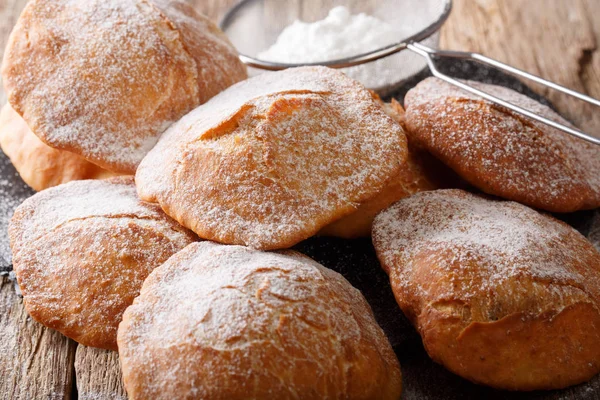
373 189 600 390
117 242 402 399
136 66 407 250
2 0 247 174
9 177 196 350
404 78 600 212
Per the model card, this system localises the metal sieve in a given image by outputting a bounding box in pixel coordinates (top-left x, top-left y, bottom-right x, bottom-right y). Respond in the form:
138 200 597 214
220 0 599 146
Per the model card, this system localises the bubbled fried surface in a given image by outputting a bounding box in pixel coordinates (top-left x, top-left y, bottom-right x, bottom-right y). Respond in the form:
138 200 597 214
373 189 600 390
136 67 407 250
2 0 246 174
118 241 402 399
404 77 600 212
9 177 196 350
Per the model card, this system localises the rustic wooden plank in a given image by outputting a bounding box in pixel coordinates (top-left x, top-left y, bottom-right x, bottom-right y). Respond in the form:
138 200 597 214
75 346 126 400
185 0 239 22
0 276 76 400
0 1 598 400
440 0 600 136
0 1 76 399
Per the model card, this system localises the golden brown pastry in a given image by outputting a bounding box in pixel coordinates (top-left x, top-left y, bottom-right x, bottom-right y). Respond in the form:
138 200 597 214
2 0 247 174
118 241 402 399
136 66 407 250
9 177 196 350
404 77 600 213
320 98 451 238
0 104 118 191
372 189 600 391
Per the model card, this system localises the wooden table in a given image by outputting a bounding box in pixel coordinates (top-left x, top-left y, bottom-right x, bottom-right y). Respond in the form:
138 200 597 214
0 1 598 399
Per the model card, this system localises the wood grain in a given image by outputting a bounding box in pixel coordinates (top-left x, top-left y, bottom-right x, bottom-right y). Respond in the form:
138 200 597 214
0 1 598 399
75 347 126 400
0 277 76 400
186 0 238 21
440 0 600 136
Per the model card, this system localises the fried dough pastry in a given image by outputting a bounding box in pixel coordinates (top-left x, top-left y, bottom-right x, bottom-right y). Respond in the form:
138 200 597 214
118 242 402 399
404 77 600 212
0 104 118 191
320 99 450 238
9 177 196 350
136 66 407 250
2 0 247 174
373 189 600 391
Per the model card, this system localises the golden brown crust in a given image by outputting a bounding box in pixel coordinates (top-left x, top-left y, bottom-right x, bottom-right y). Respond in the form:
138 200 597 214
404 78 600 212
0 104 118 191
9 177 196 350
150 0 247 103
136 66 408 250
317 151 437 238
117 242 402 399
320 98 454 238
2 0 246 174
373 189 600 390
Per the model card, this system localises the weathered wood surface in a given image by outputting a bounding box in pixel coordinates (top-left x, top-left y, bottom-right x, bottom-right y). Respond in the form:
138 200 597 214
0 0 598 399
75 346 126 400
440 0 600 136
0 277 76 400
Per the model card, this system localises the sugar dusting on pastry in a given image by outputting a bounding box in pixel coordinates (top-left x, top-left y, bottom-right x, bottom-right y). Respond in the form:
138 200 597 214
2 0 246 174
136 66 407 250
8 177 196 349
404 78 600 212
373 189 600 390
118 242 402 399
373 189 593 293
0 104 119 192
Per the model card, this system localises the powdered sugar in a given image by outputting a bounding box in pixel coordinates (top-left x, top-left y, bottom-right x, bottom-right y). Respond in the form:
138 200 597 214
9 176 196 349
404 78 600 212
2 0 245 174
136 66 406 250
373 190 597 301
373 189 600 390
254 5 433 92
9 177 183 249
0 156 34 271
118 242 401 398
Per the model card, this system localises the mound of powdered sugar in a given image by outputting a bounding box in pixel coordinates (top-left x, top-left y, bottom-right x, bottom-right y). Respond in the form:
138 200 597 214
257 6 431 92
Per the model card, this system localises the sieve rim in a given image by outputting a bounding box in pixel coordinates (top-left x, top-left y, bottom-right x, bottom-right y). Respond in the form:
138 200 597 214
219 0 453 71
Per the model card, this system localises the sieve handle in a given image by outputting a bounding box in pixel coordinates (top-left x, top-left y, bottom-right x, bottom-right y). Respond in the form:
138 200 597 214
407 42 600 146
